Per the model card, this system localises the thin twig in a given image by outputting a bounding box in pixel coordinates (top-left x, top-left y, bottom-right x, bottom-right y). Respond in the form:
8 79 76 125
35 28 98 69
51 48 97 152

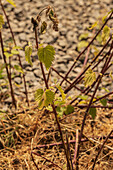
92 130 113 170
0 1 29 106
73 129 79 166
0 31 16 108
57 11 113 92
32 151 63 170
76 50 113 169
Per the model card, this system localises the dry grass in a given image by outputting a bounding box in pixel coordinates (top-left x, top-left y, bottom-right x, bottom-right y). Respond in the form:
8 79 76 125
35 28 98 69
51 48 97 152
0 98 113 170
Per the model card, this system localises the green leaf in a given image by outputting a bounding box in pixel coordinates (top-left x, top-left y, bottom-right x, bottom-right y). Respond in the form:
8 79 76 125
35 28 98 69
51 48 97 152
38 45 55 70
89 107 96 119
44 89 55 106
102 26 110 45
78 95 89 100
35 88 44 102
100 98 107 106
79 33 89 41
88 21 98 30
4 52 13 58
35 89 55 109
25 43 32 66
56 106 66 118
0 15 4 30
65 105 74 115
46 105 53 111
96 33 102 44
101 87 109 93
40 21 47 34
6 0 16 7
102 15 107 23
77 41 88 51
84 68 96 87
14 65 24 74
11 49 19 55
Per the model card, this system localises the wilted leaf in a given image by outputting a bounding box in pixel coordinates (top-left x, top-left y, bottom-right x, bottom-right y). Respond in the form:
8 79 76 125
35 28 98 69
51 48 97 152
77 41 88 51
25 43 32 66
102 26 110 45
65 105 74 115
40 21 47 34
88 21 98 30
84 68 96 87
14 65 24 74
6 0 16 7
38 45 55 70
89 107 96 119
0 15 4 30
100 98 107 106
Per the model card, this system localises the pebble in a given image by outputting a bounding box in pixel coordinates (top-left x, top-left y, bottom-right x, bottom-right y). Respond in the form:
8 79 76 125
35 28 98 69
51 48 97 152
14 77 22 85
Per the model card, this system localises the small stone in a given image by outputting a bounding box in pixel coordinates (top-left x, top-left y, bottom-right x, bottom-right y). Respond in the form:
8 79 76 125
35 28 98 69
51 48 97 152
14 77 22 84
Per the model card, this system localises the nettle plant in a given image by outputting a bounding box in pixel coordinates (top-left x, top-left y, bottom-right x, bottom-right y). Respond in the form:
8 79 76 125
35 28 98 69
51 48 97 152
27 7 113 169
0 1 113 169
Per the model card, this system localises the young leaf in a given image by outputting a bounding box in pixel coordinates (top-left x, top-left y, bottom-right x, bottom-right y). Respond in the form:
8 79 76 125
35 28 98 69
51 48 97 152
100 98 107 106
38 45 55 70
77 41 88 51
56 106 66 118
78 95 89 100
65 105 74 115
89 107 96 119
96 33 102 44
84 68 96 87
11 49 19 55
25 43 33 66
56 85 66 101
14 65 24 74
6 0 16 7
13 46 22 50
4 52 13 58
0 15 4 30
88 21 98 30
40 21 47 34
102 26 110 45
79 33 89 41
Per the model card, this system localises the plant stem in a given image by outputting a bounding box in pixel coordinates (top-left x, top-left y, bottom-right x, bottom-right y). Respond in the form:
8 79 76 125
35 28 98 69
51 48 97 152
0 31 16 108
